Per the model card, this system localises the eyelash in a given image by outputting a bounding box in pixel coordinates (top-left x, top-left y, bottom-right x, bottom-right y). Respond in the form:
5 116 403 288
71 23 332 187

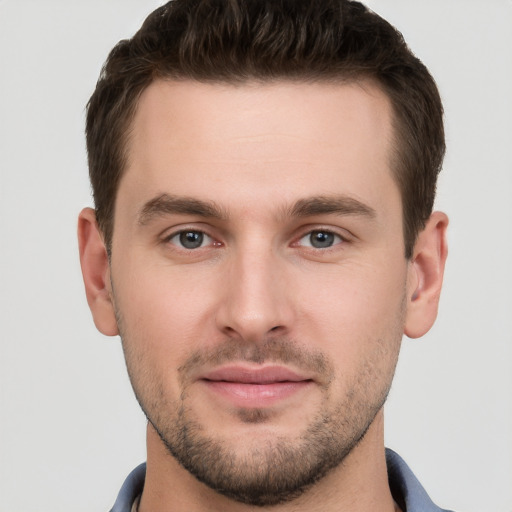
295 229 346 250
163 229 219 250
162 227 348 252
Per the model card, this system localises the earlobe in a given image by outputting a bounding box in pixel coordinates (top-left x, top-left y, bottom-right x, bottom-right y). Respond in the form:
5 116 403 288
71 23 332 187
404 211 448 339
78 208 119 336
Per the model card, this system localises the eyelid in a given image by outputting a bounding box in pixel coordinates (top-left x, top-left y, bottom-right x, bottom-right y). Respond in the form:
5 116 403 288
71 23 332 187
298 232 342 251
291 226 352 247
171 231 212 248
161 225 221 249
158 223 352 251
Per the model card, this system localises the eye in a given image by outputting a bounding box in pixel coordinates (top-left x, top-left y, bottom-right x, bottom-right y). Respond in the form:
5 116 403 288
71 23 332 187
298 230 343 249
168 230 213 250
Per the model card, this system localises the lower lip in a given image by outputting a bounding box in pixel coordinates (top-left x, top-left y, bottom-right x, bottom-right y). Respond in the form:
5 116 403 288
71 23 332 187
202 380 312 408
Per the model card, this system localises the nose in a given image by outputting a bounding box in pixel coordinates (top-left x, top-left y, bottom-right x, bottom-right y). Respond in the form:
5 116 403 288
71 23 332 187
215 244 294 343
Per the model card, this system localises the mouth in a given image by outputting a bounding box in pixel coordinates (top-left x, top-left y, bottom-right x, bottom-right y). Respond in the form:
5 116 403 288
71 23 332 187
199 365 314 408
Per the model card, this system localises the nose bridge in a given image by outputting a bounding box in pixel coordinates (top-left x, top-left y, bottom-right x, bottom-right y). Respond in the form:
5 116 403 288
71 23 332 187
217 236 292 341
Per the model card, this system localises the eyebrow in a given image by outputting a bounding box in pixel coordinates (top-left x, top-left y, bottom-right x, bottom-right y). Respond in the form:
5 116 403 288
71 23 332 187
138 194 228 225
138 193 376 226
288 195 377 219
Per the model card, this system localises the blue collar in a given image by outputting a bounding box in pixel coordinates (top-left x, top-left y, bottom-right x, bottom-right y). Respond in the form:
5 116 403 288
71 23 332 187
110 449 453 511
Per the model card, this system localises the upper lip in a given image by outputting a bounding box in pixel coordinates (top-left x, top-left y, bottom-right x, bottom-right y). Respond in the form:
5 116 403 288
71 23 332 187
200 365 312 384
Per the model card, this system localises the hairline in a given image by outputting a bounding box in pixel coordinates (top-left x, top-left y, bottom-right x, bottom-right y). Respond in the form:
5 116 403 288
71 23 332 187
106 74 412 258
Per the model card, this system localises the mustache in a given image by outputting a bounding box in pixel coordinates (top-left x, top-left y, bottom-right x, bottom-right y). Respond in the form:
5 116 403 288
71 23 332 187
177 337 334 387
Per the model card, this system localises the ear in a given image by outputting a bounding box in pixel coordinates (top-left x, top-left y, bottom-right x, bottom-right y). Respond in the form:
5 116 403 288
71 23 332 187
404 211 448 339
78 208 119 336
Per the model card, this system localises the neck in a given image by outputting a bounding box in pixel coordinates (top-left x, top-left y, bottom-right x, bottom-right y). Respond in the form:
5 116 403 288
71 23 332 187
138 410 398 512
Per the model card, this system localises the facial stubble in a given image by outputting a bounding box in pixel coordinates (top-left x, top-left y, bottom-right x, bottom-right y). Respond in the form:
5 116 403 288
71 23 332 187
114 296 405 507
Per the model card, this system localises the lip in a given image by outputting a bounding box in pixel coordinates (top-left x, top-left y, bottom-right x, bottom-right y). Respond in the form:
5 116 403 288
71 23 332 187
202 365 311 383
199 365 314 408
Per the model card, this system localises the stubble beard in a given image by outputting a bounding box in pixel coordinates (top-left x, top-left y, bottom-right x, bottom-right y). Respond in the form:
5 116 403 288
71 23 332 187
153 390 384 506
117 329 402 507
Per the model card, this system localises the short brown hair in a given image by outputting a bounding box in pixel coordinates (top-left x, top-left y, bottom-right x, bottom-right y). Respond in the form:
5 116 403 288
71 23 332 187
86 0 445 258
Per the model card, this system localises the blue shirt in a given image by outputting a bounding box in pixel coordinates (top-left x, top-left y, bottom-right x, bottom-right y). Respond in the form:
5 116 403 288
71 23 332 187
110 449 454 511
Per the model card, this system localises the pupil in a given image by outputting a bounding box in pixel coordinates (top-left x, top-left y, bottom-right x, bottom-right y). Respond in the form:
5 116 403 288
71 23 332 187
311 231 334 248
180 231 203 249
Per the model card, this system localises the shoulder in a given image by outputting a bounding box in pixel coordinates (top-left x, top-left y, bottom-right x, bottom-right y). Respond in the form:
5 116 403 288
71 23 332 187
109 463 146 512
386 448 455 512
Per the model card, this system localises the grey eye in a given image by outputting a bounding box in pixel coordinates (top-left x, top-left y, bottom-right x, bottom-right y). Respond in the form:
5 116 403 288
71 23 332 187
170 230 211 249
181 231 203 249
299 230 341 249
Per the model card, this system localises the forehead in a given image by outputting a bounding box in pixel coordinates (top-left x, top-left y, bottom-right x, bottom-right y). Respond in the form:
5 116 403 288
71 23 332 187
120 79 398 217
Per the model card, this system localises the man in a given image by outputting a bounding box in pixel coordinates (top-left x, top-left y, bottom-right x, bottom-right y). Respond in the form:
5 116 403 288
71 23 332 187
78 0 450 510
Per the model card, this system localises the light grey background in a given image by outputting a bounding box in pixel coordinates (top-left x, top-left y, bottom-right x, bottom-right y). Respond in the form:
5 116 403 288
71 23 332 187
1 1 511 511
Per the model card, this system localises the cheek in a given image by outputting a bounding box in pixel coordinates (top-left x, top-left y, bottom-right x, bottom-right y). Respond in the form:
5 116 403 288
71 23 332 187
112 261 219 361
296 261 407 362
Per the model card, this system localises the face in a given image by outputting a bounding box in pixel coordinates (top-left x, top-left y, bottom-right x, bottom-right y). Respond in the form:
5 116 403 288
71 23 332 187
109 80 411 505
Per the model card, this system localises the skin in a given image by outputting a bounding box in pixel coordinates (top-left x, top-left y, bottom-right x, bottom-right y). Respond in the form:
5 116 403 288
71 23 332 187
79 79 448 512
